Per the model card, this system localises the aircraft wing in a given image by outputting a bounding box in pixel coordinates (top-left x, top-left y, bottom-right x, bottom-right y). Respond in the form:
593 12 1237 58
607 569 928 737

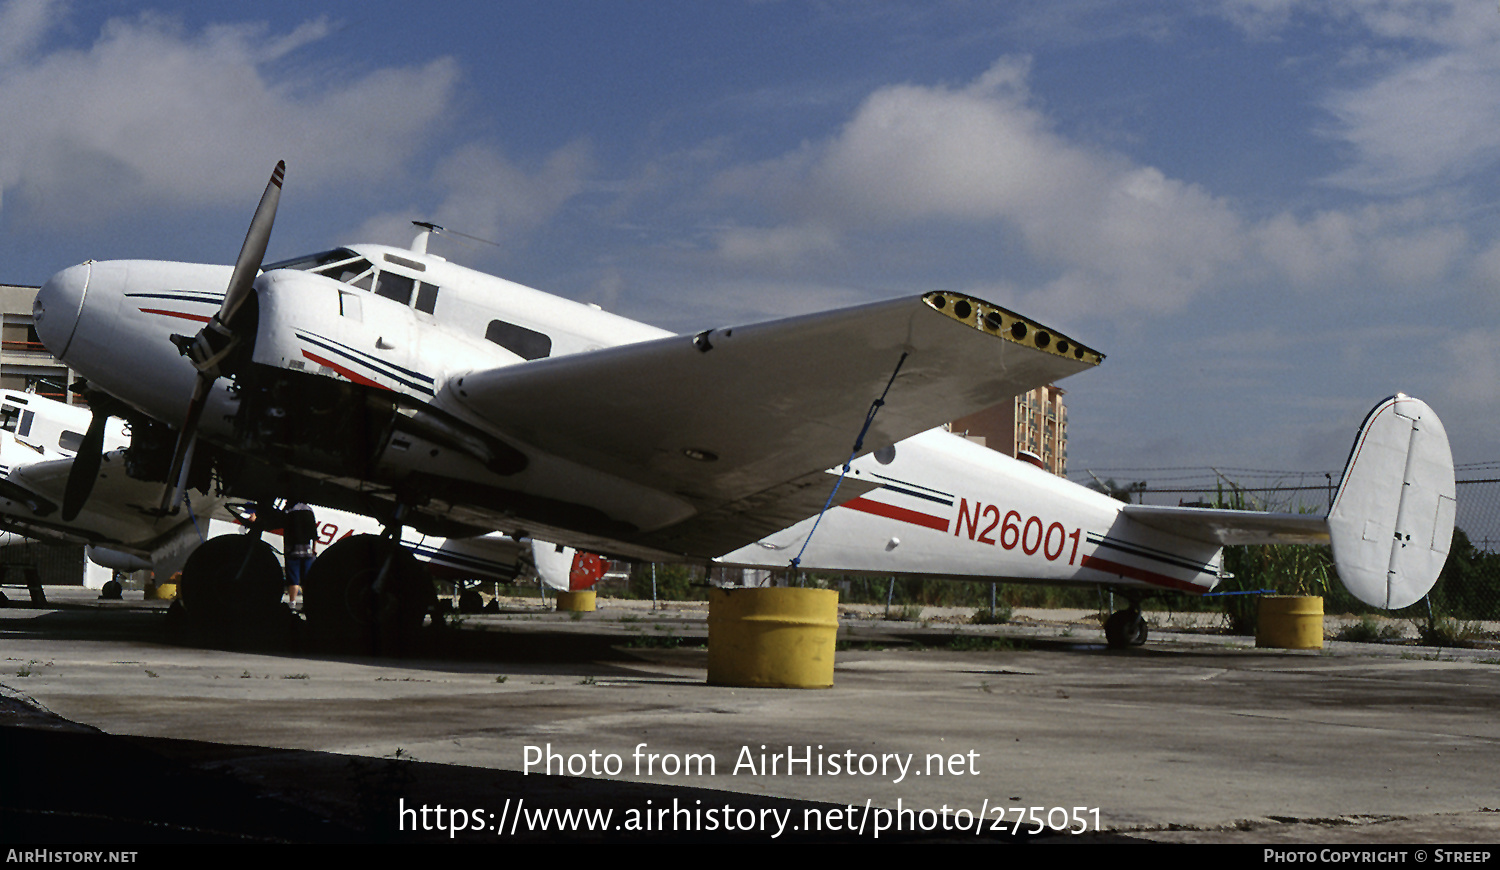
0 450 210 552
445 291 1102 556
1120 504 1331 546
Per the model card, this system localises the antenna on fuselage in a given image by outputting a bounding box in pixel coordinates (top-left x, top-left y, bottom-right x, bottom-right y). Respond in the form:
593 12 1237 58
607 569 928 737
410 219 502 255
411 221 442 254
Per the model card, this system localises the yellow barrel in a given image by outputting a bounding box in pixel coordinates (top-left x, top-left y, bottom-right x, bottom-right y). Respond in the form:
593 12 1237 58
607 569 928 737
708 587 838 688
1256 595 1324 649
556 590 596 612
146 583 177 601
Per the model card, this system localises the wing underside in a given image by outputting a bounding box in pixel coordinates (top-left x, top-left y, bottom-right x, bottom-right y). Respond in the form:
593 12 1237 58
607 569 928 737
3 451 207 552
441 292 1103 557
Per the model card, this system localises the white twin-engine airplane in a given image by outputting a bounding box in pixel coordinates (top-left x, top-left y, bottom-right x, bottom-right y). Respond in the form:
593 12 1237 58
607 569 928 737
32 162 1455 648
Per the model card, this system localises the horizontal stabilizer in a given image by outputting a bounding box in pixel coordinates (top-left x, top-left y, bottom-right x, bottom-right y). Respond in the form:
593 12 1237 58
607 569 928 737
1120 504 1329 546
1327 395 1455 609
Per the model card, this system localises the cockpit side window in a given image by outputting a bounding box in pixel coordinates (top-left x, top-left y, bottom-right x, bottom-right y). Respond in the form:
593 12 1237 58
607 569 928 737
485 320 552 360
0 404 21 433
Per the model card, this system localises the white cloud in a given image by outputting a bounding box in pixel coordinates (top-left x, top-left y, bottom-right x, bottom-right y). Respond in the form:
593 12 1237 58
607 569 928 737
1321 49 1500 194
1253 197 1469 292
0 0 62 65
428 141 593 243
1218 1 1500 195
714 221 841 268
347 140 594 255
718 57 1247 317
0 9 459 223
1470 238 1500 290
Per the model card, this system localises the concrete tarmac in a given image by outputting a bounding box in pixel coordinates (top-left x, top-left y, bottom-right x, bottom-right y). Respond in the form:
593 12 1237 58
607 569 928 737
1 588 1498 844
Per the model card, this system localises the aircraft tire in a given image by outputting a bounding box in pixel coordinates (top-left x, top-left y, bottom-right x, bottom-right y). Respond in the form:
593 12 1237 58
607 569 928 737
304 535 435 656
177 535 286 647
1104 609 1148 649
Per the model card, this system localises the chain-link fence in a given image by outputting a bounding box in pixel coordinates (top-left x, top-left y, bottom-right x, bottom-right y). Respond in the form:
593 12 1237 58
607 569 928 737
0 541 84 588
1437 478 1500 621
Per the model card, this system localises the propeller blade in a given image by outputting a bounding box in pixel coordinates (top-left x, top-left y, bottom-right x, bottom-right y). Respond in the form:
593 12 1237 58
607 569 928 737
219 160 284 329
60 409 110 521
157 373 213 514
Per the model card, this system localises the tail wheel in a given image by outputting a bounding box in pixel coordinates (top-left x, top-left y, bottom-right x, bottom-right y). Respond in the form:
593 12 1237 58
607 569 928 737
304 534 435 655
1104 609 1148 649
178 535 286 646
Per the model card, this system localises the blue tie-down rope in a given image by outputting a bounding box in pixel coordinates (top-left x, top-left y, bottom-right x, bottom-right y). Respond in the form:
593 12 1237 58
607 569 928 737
790 351 909 571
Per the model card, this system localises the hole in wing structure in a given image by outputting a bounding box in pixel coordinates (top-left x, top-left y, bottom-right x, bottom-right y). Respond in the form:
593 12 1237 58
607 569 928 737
1326 395 1456 610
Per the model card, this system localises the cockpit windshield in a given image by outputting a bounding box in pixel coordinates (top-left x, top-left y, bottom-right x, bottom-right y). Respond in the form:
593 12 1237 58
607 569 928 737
263 248 355 272
264 248 376 290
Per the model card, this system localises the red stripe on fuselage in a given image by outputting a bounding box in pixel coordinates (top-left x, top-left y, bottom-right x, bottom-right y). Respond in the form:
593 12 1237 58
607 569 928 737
1080 554 1206 593
840 496 951 532
139 308 211 323
301 351 389 391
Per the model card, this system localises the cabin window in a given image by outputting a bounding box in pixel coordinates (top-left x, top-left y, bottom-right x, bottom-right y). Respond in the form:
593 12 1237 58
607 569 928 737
17 410 33 437
59 430 83 453
374 273 415 305
415 282 439 314
485 320 552 360
0 405 20 432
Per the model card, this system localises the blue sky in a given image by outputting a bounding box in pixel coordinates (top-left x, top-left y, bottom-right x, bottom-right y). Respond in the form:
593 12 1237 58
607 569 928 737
3 0 1500 501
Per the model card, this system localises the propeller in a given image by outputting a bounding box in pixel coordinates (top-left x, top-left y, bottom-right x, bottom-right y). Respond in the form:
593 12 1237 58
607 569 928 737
158 160 284 513
60 406 111 521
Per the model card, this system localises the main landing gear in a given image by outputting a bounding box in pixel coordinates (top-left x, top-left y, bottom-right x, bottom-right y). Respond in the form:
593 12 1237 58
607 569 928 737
1103 608 1148 648
303 534 436 656
172 534 295 648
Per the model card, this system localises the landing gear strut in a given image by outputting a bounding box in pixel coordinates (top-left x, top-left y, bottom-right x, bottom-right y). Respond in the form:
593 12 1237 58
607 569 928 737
303 534 436 656
1103 607 1148 649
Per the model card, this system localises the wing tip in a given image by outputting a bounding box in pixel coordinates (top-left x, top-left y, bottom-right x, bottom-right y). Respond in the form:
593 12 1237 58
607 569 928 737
921 291 1104 365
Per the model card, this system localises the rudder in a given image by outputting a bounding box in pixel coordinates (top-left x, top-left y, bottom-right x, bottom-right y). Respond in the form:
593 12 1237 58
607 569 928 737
1327 395 1455 609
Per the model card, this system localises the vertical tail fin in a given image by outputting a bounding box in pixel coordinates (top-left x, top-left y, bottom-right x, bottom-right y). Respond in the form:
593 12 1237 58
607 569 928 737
1327 395 1455 609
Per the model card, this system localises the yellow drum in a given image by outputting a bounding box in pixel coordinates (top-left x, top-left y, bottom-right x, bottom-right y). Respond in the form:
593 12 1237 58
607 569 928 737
708 587 838 688
556 590 596 612
1256 595 1324 649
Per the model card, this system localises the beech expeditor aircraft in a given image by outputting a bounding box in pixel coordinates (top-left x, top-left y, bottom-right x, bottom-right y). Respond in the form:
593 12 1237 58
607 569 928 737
32 162 1456 648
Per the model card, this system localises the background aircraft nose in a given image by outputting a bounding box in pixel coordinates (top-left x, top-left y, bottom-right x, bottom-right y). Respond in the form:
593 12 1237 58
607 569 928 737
35 261 90 358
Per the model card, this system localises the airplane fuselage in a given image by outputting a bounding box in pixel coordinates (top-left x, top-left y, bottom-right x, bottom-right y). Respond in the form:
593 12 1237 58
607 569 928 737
718 427 1222 594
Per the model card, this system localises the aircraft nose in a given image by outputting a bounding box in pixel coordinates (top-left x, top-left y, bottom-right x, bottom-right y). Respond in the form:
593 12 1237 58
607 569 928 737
35 261 91 358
